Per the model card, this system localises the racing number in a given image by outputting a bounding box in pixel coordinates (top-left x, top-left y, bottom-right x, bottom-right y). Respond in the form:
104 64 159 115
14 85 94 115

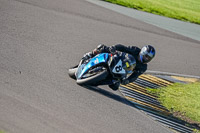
112 59 125 74
94 58 99 64
115 65 122 72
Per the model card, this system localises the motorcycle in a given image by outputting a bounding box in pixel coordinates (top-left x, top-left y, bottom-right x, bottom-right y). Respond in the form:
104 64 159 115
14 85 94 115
68 52 136 87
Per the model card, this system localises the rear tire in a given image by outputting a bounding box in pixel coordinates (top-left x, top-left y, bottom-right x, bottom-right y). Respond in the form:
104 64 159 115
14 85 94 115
76 69 108 86
68 65 78 79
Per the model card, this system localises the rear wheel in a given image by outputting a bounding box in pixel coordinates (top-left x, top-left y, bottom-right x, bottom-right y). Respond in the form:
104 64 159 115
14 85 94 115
76 69 108 86
68 65 78 79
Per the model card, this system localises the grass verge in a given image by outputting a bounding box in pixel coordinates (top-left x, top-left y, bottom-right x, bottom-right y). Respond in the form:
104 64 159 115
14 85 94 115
147 82 200 127
104 0 200 24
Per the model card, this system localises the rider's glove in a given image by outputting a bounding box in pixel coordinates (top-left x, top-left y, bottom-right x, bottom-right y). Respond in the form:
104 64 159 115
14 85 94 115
109 45 116 54
121 79 129 85
93 44 105 55
82 52 93 60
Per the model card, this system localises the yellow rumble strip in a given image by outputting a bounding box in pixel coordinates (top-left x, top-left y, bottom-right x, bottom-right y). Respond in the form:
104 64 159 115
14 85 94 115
120 74 172 114
119 73 199 133
171 76 199 83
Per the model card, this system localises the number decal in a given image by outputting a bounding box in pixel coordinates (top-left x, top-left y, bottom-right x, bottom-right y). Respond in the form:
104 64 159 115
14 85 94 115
115 65 122 72
112 60 126 74
94 58 99 64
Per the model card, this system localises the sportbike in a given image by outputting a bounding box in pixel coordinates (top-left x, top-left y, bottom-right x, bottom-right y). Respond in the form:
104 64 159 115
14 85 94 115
68 52 136 87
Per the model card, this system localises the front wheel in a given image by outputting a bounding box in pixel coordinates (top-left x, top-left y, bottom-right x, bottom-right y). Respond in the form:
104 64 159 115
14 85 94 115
76 69 108 86
68 65 78 79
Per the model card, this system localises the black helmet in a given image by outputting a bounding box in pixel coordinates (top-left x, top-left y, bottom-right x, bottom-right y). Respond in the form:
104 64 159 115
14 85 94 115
122 54 136 74
139 45 155 64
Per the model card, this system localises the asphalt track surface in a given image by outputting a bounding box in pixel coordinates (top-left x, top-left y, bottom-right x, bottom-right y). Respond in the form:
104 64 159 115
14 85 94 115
0 0 200 133
88 0 200 42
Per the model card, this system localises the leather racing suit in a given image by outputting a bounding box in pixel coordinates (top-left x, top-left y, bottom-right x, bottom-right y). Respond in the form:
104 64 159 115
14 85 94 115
85 44 147 90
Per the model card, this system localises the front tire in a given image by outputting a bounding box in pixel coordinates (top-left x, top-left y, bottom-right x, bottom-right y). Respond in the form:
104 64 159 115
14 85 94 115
68 65 78 79
76 69 108 86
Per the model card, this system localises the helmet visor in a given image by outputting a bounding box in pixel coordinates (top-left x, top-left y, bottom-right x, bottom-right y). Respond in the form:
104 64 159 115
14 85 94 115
140 54 152 63
140 47 155 63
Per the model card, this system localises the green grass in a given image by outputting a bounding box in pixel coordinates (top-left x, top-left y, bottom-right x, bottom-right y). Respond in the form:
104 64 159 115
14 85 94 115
147 82 200 123
0 130 5 133
104 0 200 24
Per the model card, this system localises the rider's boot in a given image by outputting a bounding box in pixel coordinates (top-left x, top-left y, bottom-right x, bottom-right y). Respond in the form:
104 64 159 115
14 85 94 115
108 82 120 91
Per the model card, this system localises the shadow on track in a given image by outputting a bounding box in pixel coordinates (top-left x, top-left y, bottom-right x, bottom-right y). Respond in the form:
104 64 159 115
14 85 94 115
82 85 136 108
82 85 199 133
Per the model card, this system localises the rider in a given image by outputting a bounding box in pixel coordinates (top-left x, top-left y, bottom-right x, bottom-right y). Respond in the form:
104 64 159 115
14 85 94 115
82 44 156 90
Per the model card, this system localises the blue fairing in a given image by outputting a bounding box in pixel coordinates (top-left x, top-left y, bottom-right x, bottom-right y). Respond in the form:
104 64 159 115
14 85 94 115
77 53 109 79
